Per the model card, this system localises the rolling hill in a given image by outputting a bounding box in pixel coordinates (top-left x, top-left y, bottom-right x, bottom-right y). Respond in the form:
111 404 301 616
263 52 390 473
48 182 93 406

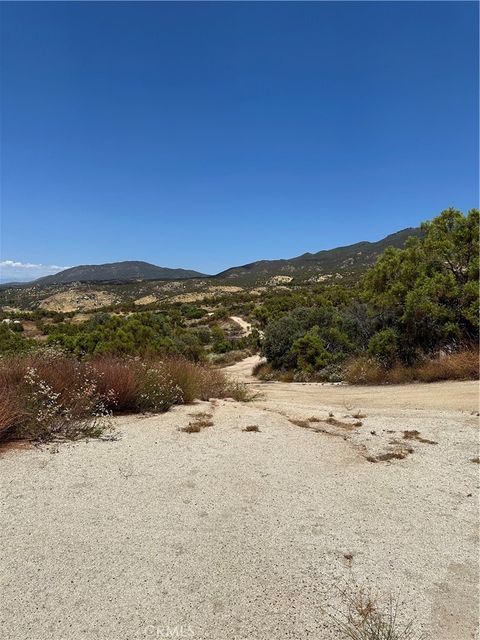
33 261 208 285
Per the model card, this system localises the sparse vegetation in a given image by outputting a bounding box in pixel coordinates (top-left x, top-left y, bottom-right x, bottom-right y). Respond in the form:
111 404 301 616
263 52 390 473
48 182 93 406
403 430 438 445
0 352 247 443
181 413 214 433
331 586 425 640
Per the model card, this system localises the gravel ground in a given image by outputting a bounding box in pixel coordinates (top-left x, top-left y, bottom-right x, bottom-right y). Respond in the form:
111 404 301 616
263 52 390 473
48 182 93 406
1 357 478 640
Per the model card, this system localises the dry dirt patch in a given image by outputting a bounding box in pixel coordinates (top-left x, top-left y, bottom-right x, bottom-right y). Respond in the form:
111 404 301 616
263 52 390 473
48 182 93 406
39 290 116 312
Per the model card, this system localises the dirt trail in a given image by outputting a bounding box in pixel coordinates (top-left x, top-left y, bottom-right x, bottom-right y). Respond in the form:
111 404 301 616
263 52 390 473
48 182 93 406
1 357 478 640
225 354 479 412
229 316 253 336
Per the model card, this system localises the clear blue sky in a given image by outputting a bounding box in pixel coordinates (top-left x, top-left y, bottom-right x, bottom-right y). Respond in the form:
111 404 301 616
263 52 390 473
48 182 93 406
1 1 478 280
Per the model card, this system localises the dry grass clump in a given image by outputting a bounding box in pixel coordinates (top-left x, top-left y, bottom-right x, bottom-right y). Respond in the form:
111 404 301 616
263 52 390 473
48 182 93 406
344 349 478 385
352 412 367 419
366 442 414 463
181 414 214 433
412 349 478 382
470 456 480 464
326 416 357 430
181 423 203 433
403 430 437 445
243 425 260 432
0 388 26 438
253 361 296 382
331 585 425 639
0 352 248 444
252 361 273 379
289 418 311 429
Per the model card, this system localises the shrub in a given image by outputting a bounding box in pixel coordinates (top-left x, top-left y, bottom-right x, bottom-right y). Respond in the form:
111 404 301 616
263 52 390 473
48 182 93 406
0 324 34 355
344 349 478 385
135 366 182 412
413 348 478 382
291 327 332 373
0 353 109 442
368 329 399 368
89 356 140 411
0 388 25 439
0 352 249 443
262 307 351 371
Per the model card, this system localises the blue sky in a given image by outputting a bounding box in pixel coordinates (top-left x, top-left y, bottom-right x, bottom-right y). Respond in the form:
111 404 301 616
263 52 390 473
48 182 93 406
1 1 478 281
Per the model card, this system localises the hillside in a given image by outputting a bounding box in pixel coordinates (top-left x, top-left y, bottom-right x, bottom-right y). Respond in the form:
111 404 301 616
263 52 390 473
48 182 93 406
215 227 422 282
33 261 208 285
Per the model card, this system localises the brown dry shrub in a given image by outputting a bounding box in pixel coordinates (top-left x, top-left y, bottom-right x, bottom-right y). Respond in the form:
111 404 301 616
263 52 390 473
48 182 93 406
0 388 25 439
252 362 275 380
413 349 479 382
160 357 249 402
89 356 139 411
343 357 386 385
344 349 478 385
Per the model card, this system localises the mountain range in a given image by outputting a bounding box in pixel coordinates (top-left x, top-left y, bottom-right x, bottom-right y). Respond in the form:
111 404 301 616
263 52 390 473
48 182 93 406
2 227 422 288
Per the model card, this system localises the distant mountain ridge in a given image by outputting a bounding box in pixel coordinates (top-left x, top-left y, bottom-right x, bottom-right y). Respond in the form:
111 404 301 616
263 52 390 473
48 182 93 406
4 227 422 288
214 227 423 281
33 261 208 286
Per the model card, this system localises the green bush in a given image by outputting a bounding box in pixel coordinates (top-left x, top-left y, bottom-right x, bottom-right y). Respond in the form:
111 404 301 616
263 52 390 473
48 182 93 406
0 324 34 355
261 208 479 379
368 329 399 368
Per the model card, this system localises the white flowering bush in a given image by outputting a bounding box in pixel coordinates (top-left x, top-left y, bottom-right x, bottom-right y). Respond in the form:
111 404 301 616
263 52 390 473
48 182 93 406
136 367 182 412
21 364 111 441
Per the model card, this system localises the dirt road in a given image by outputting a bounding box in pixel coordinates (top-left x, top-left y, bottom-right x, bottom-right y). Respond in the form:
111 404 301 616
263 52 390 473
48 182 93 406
1 358 478 640
229 316 253 336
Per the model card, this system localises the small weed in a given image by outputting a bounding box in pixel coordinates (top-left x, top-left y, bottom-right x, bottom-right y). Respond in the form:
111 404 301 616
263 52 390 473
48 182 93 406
243 425 260 432
181 423 202 433
352 412 366 419
181 414 214 433
353 420 363 427
470 456 480 464
330 585 425 640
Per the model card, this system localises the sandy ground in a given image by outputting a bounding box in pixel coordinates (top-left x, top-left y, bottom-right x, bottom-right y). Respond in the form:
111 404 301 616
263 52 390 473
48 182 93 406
1 356 479 640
